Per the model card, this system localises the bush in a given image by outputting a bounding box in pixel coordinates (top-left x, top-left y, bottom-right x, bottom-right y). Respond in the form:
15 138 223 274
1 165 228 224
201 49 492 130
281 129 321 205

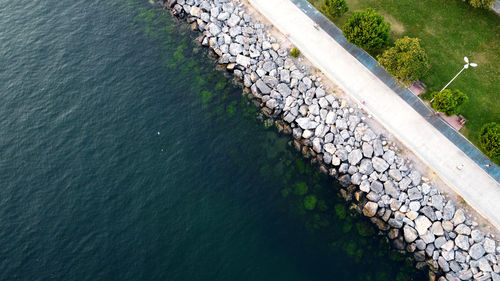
290 47 300 58
322 0 349 18
377 36 430 86
430 89 468 116
479 122 500 157
342 8 391 51
463 0 493 8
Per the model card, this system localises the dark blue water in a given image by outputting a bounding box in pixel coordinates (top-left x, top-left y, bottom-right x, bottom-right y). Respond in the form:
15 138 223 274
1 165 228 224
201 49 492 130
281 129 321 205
0 0 426 280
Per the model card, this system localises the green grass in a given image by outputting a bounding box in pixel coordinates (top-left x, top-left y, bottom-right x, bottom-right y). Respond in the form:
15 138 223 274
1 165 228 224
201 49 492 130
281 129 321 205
309 0 500 164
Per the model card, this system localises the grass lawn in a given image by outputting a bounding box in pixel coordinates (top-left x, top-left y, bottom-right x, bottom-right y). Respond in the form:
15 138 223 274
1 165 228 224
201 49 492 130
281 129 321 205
308 0 500 164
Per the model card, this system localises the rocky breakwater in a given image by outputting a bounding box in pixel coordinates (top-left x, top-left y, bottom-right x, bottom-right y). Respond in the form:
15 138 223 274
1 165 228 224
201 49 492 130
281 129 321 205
158 0 500 280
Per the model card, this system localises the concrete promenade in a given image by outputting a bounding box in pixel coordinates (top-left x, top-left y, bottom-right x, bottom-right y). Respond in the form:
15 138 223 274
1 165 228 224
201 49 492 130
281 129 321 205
248 0 500 230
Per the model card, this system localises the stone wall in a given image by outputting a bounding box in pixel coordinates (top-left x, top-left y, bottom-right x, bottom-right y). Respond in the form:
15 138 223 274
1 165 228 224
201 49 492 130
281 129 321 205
158 0 500 280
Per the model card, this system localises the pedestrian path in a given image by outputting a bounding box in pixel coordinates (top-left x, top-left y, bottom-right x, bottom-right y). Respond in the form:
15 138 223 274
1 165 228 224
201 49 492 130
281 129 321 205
288 0 499 182
248 0 500 230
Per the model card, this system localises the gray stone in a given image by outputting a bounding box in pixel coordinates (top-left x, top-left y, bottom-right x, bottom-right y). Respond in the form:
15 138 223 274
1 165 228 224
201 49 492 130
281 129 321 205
235 55 250 68
277 83 291 97
265 99 276 109
338 174 351 187
384 181 399 198
439 256 450 272
452 209 466 226
208 23 221 36
455 224 471 235
470 243 486 260
409 170 421 186
325 111 335 124
363 202 378 217
388 218 403 228
435 236 447 248
296 118 318 130
372 157 389 173
484 238 496 254
315 88 325 98
347 149 363 166
362 142 373 158
312 138 322 153
217 11 230 21
420 230 436 244
302 129 313 139
407 187 423 201
382 150 395 165
421 206 437 221
478 257 493 272
458 270 473 280
373 139 384 156
255 79 271 94
360 180 371 193
399 177 412 191
409 201 421 212
456 235 470 251
415 216 432 235
362 129 377 142
323 143 336 154
442 248 455 261
403 225 418 243
443 201 456 221
430 194 444 211
430 221 444 236
226 14 241 27
471 230 484 243
358 159 374 175
388 169 403 181
370 181 383 193
335 118 347 130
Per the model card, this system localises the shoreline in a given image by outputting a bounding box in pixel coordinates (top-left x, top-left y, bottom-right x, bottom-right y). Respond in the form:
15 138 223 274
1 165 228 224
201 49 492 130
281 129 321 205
158 0 500 280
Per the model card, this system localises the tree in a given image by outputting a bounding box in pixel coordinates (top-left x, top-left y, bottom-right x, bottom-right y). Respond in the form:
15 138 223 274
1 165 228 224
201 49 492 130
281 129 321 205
463 0 493 9
342 8 391 51
430 89 468 116
479 122 500 157
377 36 430 86
322 0 349 18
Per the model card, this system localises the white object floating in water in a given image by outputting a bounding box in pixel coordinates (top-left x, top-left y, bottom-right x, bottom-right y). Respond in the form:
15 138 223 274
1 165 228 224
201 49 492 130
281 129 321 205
157 131 160 135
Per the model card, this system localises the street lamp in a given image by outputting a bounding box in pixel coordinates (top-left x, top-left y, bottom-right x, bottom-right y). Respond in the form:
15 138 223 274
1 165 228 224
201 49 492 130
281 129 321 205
430 56 477 103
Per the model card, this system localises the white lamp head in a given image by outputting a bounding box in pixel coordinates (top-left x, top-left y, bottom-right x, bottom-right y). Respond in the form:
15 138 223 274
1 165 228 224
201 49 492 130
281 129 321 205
464 56 469 63
464 64 469 69
470 63 478 67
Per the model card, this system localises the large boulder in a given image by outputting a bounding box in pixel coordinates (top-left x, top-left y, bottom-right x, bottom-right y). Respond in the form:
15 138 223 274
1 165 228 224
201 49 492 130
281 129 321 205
363 202 378 217
296 118 319 130
414 216 432 236
403 225 418 243
372 157 389 173
348 149 363 166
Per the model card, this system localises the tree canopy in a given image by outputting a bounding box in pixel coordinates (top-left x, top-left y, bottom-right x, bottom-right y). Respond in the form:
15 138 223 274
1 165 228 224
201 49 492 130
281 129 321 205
377 36 430 86
479 122 500 157
342 8 391 50
322 0 349 18
431 89 468 116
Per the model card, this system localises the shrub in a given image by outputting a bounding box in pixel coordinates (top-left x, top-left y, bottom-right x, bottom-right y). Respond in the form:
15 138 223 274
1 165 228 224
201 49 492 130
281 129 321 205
430 89 468 116
290 47 300 58
377 36 430 86
479 122 500 157
463 0 493 9
322 0 349 18
342 8 391 51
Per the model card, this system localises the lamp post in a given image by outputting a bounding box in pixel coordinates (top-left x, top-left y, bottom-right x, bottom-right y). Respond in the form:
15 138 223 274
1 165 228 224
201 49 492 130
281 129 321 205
430 57 477 103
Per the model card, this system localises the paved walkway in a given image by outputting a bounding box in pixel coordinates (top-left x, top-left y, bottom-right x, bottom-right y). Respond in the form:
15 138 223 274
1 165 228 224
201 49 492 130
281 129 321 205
248 0 500 230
